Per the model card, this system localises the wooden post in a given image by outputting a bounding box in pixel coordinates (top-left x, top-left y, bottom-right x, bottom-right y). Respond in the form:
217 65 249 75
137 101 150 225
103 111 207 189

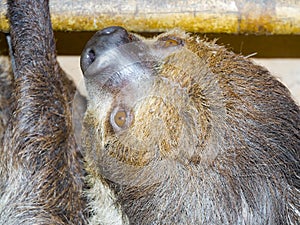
1 0 300 34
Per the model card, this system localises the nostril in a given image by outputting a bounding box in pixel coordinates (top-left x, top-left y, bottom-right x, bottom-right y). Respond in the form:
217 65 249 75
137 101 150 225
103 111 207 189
80 48 97 73
80 26 136 74
87 49 96 64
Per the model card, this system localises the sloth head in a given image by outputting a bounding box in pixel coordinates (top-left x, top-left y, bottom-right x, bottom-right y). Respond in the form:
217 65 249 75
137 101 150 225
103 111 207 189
80 26 230 186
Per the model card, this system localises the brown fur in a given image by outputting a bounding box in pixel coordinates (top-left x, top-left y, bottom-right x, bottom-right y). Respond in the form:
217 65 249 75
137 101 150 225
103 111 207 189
0 57 13 143
81 28 300 224
0 0 87 224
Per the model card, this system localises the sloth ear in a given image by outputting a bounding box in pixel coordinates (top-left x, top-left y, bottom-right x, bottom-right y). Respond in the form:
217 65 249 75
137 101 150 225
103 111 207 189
157 36 185 48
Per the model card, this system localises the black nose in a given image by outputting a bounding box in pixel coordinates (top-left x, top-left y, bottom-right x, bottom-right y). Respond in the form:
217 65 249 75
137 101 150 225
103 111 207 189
80 26 131 73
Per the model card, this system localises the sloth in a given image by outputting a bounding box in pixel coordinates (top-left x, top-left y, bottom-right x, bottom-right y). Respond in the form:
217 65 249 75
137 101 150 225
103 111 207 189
0 0 299 224
80 26 300 225
0 0 87 224
1 1 128 224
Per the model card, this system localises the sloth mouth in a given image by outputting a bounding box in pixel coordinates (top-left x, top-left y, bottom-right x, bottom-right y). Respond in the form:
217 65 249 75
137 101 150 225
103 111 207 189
103 62 157 91
84 41 159 92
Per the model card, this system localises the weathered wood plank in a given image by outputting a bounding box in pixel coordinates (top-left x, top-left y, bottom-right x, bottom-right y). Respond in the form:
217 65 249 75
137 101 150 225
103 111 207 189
0 0 300 34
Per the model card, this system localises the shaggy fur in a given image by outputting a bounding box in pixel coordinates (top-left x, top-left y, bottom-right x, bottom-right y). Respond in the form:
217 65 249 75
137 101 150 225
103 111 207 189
0 57 12 144
81 27 300 224
0 1 87 224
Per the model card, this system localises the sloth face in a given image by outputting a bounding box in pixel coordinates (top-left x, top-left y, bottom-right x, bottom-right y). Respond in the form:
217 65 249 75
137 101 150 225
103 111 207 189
80 26 225 185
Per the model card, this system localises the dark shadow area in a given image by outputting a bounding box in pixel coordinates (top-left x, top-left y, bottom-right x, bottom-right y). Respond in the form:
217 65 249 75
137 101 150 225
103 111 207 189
1 31 300 58
0 32 8 55
204 33 300 58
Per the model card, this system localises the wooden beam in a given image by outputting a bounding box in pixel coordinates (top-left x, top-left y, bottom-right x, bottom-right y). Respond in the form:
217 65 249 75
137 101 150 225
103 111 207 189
1 0 300 34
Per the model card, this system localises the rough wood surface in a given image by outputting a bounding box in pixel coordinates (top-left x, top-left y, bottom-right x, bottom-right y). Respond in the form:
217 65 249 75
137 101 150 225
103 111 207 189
0 0 300 34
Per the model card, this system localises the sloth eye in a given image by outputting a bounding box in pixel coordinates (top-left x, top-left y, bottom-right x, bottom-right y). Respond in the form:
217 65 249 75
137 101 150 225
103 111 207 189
114 110 127 128
110 106 133 131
